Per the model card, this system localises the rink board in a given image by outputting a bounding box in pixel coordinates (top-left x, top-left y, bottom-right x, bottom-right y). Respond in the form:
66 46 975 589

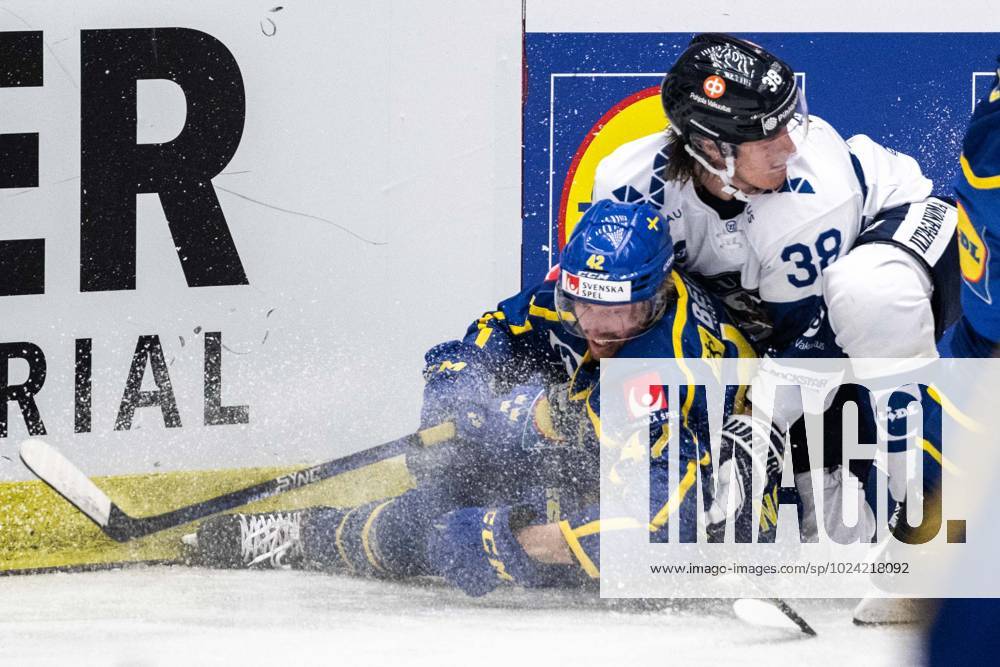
3 3 999 579
0 458 413 573
0 2 520 573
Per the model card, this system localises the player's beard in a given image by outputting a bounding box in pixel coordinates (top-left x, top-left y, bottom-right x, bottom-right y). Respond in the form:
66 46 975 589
587 337 625 360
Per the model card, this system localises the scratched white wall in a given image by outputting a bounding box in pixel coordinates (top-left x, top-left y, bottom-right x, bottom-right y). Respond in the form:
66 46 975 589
0 1 523 478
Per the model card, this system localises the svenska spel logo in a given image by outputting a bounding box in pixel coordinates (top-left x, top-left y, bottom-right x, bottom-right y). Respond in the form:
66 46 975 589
564 272 581 294
622 371 666 418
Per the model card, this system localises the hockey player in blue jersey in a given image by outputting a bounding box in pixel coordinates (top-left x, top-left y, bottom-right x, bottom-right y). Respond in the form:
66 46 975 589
939 59 1000 359
185 200 777 596
927 57 1000 665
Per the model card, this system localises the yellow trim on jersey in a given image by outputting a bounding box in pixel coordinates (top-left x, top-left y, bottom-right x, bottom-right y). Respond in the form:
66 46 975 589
651 428 670 459
722 323 755 414
649 456 700 530
921 438 959 476
558 517 643 579
960 153 1000 190
361 500 394 573
335 506 360 575
504 300 535 336
509 321 533 335
474 311 506 348
503 296 574 336
558 519 600 578
476 311 506 322
566 350 594 402
927 384 983 433
585 394 602 441
571 517 642 539
721 323 755 360
474 327 493 348
670 271 696 433
528 298 565 323
567 349 592 395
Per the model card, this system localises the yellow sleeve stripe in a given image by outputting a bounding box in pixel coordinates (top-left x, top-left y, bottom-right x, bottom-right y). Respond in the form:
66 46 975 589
557 517 644 579
567 349 593 397
921 438 960 476
505 299 544 336
474 327 493 348
335 506 360 575
721 324 754 411
509 321 533 335
528 299 564 322
649 458 698 530
670 271 696 431
474 311 506 347
361 500 394 573
476 310 506 325
571 516 641 539
651 428 670 459
927 384 983 433
504 295 573 336
558 519 600 579
960 154 1000 190
585 393 602 441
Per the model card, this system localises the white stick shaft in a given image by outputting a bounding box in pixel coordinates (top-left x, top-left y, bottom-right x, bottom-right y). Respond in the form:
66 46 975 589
20 439 112 527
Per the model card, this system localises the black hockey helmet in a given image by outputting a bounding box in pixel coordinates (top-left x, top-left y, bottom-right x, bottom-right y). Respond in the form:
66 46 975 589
661 34 804 146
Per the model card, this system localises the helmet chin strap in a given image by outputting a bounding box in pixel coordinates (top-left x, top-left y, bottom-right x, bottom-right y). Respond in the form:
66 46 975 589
684 143 751 203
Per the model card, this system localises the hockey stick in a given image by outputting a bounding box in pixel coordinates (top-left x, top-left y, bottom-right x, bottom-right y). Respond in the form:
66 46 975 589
19 422 456 543
733 598 817 636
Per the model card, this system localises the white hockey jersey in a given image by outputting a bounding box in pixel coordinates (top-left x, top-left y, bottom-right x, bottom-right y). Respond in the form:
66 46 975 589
592 116 934 344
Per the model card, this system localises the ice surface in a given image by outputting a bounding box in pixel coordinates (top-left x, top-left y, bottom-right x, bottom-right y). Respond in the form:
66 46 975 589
0 568 924 666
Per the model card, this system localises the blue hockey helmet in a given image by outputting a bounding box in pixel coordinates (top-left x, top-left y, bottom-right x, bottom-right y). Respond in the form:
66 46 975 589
555 199 675 343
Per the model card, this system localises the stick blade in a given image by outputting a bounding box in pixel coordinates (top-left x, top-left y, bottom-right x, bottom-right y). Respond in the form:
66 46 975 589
852 597 930 625
733 598 817 636
20 439 113 529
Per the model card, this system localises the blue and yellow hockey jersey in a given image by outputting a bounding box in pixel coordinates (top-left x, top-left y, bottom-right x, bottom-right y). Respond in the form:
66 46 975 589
429 269 756 578
454 268 751 402
955 59 1000 348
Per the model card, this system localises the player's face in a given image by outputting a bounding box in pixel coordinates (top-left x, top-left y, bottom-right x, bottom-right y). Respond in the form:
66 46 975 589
731 126 797 192
575 301 651 359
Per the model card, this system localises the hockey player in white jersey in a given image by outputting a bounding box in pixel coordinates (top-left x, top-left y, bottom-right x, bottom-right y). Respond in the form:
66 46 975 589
593 33 960 624
594 33 959 356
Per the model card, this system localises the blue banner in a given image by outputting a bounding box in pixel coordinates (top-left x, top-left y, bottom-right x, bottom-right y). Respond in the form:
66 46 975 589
523 32 1000 286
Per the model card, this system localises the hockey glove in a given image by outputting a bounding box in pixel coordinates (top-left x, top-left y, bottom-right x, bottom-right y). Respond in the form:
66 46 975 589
420 340 494 429
427 504 547 597
454 383 566 461
706 414 786 543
